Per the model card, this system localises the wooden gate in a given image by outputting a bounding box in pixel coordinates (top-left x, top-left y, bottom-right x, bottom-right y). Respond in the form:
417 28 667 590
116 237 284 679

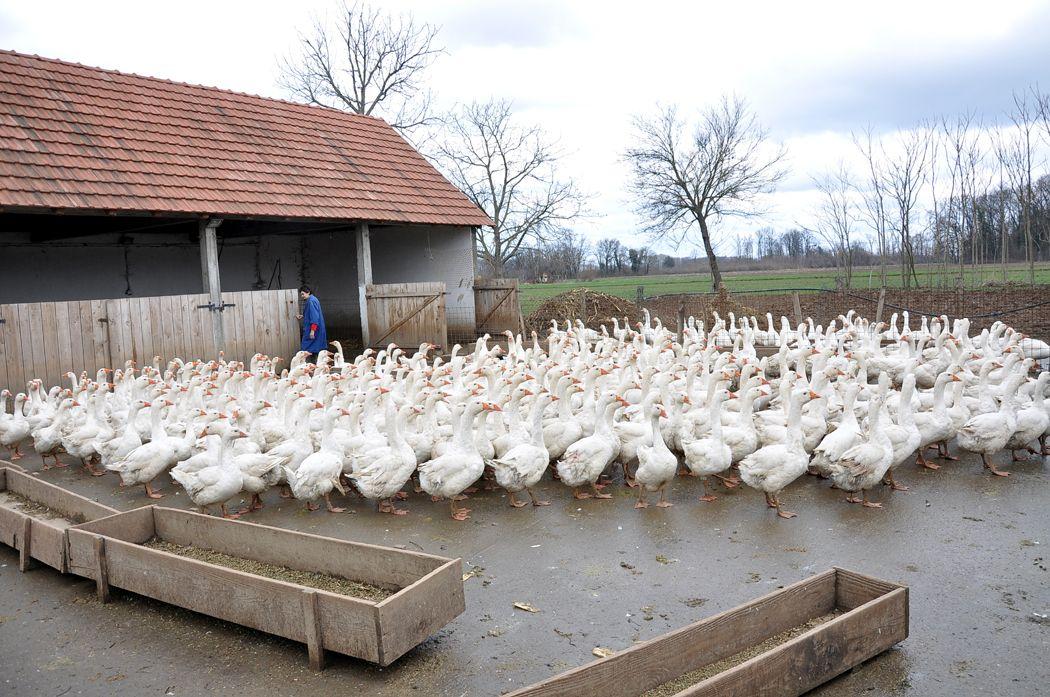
474 278 522 336
365 282 447 350
0 289 299 393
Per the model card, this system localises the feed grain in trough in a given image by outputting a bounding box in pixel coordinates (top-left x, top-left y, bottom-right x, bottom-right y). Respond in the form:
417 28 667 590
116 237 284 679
66 506 465 669
0 466 118 573
508 567 908 697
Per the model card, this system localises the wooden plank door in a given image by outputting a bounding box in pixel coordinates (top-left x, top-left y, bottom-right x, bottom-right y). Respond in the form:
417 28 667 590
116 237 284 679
366 282 447 351
473 278 522 337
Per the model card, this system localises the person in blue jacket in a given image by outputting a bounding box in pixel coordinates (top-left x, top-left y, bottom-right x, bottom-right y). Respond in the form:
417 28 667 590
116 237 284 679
297 285 327 363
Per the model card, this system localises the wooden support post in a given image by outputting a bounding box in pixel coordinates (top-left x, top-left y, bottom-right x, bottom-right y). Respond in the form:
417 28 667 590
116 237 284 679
199 218 225 355
792 292 803 325
875 288 887 324
356 222 373 348
579 290 587 320
18 517 31 572
677 304 686 339
302 589 325 671
636 286 644 305
93 535 110 603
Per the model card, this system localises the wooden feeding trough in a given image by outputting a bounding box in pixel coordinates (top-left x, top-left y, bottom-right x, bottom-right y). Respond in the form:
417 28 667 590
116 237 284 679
66 506 464 669
509 568 907 697
0 466 118 573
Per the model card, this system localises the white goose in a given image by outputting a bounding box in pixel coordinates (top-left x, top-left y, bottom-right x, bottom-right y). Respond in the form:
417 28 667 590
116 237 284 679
556 394 625 500
419 400 501 520
488 391 555 508
739 389 812 519
682 389 735 502
634 402 678 508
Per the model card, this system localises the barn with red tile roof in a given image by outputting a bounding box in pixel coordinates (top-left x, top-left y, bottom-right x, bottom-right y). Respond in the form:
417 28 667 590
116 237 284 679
0 49 491 346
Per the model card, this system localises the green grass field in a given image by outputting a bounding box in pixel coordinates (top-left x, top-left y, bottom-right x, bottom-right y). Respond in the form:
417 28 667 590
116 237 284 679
520 263 1050 314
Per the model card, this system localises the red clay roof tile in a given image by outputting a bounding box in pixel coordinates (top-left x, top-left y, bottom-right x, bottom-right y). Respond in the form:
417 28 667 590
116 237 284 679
0 50 492 227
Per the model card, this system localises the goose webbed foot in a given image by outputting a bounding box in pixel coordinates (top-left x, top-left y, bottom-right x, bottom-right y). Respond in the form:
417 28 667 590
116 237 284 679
526 488 550 506
379 499 408 516
590 482 612 499
774 497 797 519
324 494 345 513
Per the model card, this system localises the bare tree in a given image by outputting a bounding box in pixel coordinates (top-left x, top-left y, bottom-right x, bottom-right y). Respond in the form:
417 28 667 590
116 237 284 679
943 113 993 283
881 127 931 289
624 97 787 290
852 127 890 286
1002 91 1040 284
434 99 586 276
627 247 652 274
279 1 442 136
1034 85 1050 143
805 166 860 288
551 232 590 279
596 238 627 275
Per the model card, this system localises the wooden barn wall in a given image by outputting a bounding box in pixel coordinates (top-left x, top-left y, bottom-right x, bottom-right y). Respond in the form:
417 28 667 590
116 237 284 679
0 289 299 393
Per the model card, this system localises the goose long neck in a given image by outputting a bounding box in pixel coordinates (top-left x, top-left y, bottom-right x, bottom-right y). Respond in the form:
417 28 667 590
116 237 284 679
708 397 723 438
786 395 805 442
530 398 548 446
388 405 410 451
651 411 670 454
932 376 950 414
455 405 482 449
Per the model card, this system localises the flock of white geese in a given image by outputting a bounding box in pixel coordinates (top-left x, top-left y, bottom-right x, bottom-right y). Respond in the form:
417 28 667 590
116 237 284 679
0 310 1047 521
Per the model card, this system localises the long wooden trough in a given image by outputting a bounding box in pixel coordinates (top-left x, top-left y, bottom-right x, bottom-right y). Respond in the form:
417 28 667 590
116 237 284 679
0 467 118 573
66 505 464 668
508 567 908 697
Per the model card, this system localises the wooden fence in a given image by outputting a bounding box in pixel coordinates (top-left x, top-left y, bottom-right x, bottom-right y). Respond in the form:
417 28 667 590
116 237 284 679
0 289 299 393
365 282 448 350
473 278 522 337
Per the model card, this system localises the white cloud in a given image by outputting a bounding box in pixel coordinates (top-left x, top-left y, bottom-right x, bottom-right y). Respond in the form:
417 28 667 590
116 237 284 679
2 0 1048 256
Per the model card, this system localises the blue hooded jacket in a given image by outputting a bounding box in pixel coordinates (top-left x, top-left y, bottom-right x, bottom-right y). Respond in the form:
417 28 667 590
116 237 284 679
300 294 327 354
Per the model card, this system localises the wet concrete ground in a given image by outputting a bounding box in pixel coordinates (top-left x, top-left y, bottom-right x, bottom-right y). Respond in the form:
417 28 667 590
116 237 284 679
1 447 1047 696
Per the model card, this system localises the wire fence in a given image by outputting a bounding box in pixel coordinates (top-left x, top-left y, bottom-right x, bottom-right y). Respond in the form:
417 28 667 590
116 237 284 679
636 285 1050 365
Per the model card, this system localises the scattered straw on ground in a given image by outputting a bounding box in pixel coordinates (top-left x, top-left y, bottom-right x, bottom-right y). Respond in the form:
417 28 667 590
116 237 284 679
1 491 83 523
641 611 842 696
143 539 394 602
525 288 642 334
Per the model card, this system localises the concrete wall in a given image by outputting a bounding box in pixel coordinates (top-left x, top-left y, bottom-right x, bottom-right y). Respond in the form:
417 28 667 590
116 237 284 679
0 229 360 336
0 223 476 341
370 225 476 335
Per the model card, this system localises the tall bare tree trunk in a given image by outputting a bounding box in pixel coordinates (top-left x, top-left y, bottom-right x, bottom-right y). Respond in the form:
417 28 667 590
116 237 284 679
697 216 723 290
1024 178 1034 284
1000 184 1007 282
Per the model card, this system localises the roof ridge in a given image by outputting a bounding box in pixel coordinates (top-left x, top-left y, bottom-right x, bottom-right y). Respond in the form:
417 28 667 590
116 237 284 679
0 48 389 129
0 49 493 226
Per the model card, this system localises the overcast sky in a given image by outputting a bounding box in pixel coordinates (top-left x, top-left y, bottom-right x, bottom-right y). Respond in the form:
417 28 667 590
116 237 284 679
3 0 1049 254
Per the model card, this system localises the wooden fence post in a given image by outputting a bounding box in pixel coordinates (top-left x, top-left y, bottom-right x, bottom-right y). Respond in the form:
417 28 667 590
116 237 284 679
636 286 644 305
677 304 686 339
875 288 886 324
198 218 225 355
18 517 31 572
302 589 325 670
579 290 587 320
792 292 803 326
93 535 110 603
356 222 373 348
